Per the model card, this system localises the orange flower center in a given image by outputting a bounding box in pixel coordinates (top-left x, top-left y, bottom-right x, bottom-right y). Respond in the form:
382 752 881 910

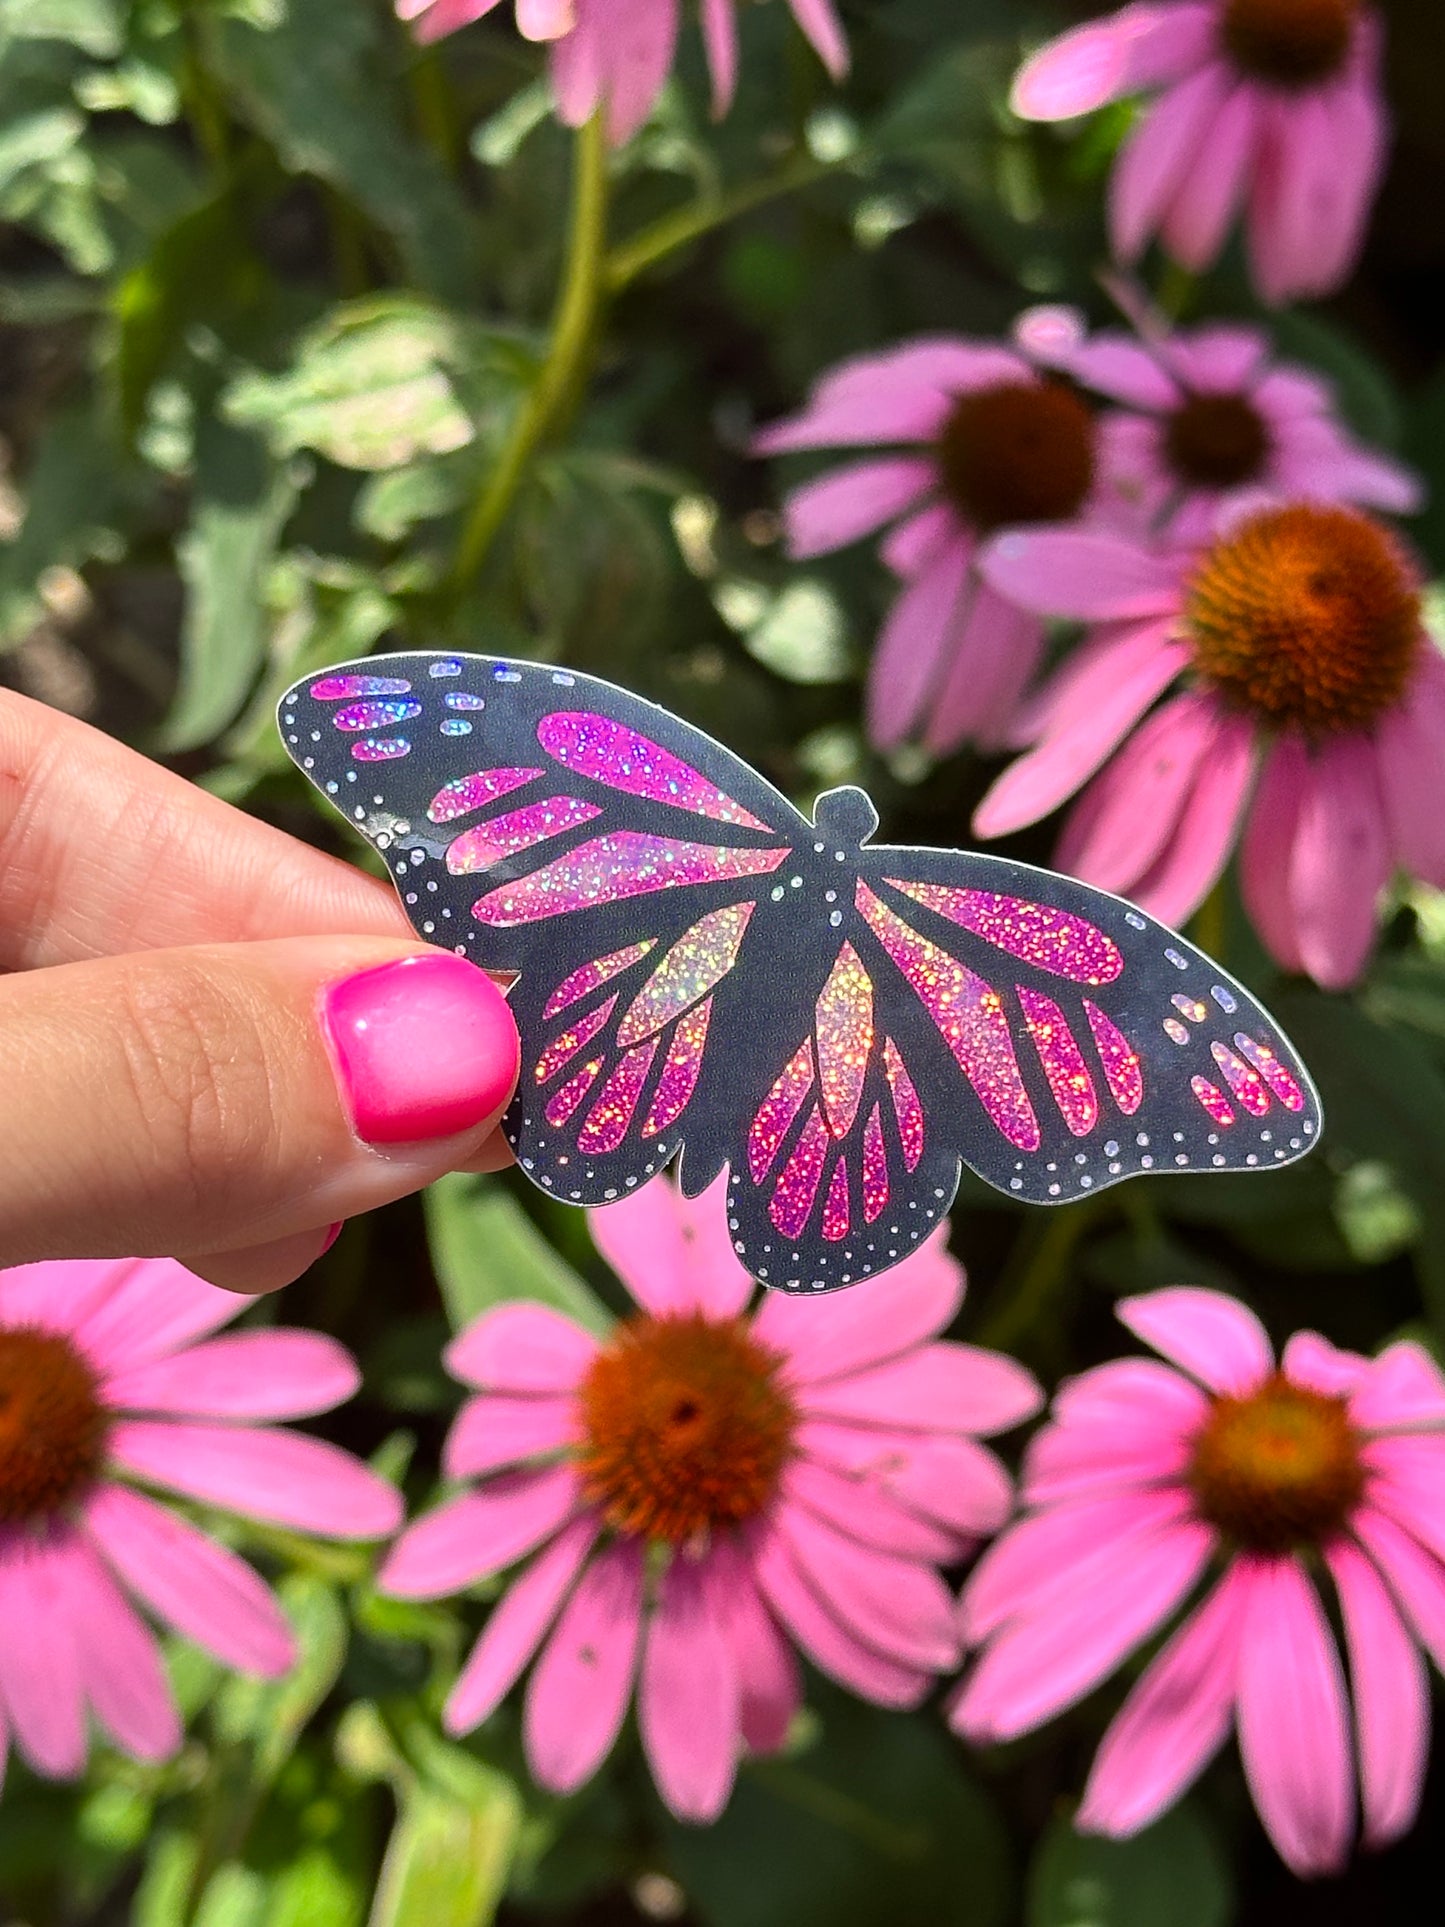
1221 0 1357 87
935 381 1096 532
0 1327 108 1525
1190 1372 1364 1551
1165 391 1272 490
1221 0 1357 86
577 1313 796 1545
1184 503 1420 733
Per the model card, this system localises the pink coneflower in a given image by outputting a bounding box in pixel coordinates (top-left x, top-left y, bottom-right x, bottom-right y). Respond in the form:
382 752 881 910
1019 305 1420 541
379 1177 1039 1823
1011 1 1389 305
396 0 847 145
972 502 1445 987
954 1286 1445 1876
755 338 1124 757
0 1258 402 1788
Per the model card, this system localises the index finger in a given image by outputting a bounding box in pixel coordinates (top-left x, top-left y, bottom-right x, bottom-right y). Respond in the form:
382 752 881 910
0 689 409 969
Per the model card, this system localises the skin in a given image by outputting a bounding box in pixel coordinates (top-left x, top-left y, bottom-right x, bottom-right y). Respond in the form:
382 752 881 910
0 690 520 1293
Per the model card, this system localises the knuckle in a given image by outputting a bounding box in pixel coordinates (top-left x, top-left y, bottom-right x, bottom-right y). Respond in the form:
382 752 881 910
113 959 281 1213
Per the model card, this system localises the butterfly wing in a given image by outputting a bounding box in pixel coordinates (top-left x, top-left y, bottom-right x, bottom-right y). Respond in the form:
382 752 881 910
278 650 822 1199
851 843 1321 1207
279 657 1322 1295
723 941 964 1292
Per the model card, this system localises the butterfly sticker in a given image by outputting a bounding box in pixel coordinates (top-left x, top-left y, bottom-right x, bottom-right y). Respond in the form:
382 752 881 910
279 653 1322 1294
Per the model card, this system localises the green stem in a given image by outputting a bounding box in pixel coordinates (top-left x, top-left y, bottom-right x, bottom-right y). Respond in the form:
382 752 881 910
1191 878 1228 962
408 41 461 175
977 1204 1096 1353
1158 260 1197 320
179 2 229 171
449 113 611 596
605 152 831 294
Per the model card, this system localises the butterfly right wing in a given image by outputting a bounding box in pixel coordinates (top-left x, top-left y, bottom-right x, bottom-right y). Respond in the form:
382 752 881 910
724 940 963 1292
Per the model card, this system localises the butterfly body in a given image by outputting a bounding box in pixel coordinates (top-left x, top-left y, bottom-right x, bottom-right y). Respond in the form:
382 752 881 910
279 652 1322 1293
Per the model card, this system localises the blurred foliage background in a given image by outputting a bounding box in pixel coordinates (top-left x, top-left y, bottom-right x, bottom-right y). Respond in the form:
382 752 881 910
2 0 1445 1922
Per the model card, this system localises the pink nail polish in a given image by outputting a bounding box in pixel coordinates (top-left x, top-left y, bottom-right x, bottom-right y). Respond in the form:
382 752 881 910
321 954 519 1146
320 1221 344 1254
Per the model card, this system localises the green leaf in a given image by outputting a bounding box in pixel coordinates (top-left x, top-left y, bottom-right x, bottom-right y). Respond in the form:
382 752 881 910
1335 1159 1422 1265
1270 309 1403 450
212 1575 348 1784
371 1752 522 1927
0 104 84 193
206 0 477 303
132 1828 198 1927
193 1863 269 1927
0 0 121 56
0 404 126 646
224 298 476 472
424 1174 613 1336
1027 1804 1232 1927
666 1695 1014 1927
1272 985 1445 1190
162 416 298 750
265 1843 368 1927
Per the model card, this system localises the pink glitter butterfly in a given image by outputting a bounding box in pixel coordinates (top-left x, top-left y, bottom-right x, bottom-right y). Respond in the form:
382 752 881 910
280 654 1321 1293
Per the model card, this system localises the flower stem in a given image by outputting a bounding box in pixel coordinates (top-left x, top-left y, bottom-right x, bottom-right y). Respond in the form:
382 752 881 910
1191 879 1228 962
977 1202 1097 1353
1158 260 1197 320
449 112 611 596
604 152 831 294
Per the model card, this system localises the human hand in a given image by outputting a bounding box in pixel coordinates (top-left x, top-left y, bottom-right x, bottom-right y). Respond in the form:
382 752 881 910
0 690 520 1293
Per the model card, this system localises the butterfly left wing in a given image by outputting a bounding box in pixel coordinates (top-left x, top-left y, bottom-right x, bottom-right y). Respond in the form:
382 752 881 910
849 844 1321 1208
278 650 820 1204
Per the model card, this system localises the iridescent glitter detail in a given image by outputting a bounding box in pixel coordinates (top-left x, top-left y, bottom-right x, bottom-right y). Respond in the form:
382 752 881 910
428 767 542 826
440 720 472 736
814 944 874 1139
352 737 410 762
1191 1076 1237 1126
1083 1002 1144 1115
1164 1018 1191 1045
429 660 463 678
471 835 788 927
1172 995 1209 1023
882 1038 924 1172
1235 1033 1307 1112
534 996 618 1085
770 1107 830 1239
446 797 603 876
749 1042 815 1184
578 1041 659 1154
445 692 485 711
545 1057 603 1127
822 1162 850 1243
543 941 657 1020
642 998 712 1138
886 882 1123 985
1018 988 1098 1137
331 698 423 731
309 675 411 700
536 713 775 831
616 904 754 1047
858 884 1039 1152
1211 1041 1271 1117
862 1105 889 1221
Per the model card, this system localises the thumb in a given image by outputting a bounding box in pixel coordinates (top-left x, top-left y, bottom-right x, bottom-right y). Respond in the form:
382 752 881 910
0 940 519 1284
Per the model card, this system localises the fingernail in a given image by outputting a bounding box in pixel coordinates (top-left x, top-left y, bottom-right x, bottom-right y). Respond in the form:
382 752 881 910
320 1221 344 1255
321 955 519 1146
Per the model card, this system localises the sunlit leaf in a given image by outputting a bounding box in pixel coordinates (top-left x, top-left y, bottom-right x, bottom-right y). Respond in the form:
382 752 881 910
425 1173 614 1336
